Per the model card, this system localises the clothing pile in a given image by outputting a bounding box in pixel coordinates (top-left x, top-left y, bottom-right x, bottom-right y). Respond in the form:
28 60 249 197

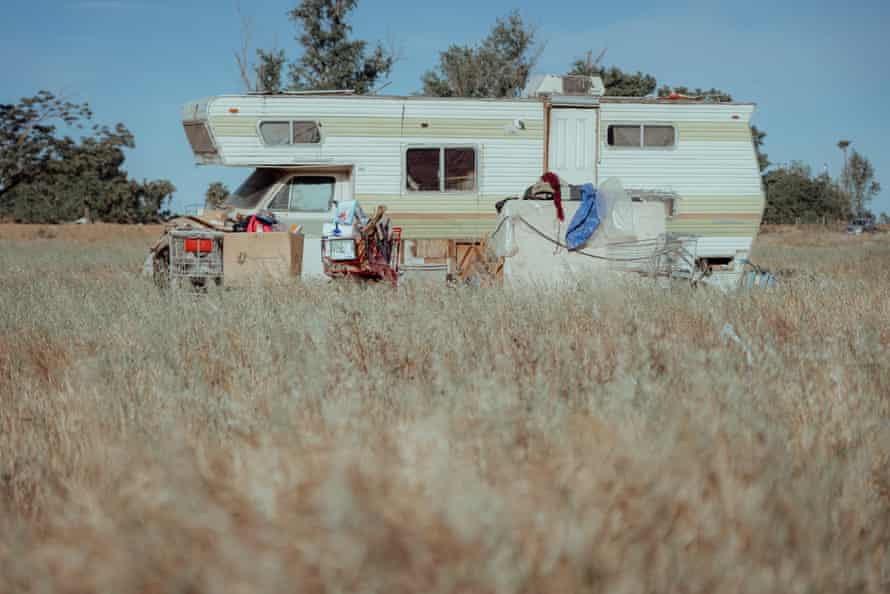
232 210 280 233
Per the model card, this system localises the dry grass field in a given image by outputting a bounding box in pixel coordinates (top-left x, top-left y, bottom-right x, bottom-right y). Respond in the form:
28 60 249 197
1 224 889 593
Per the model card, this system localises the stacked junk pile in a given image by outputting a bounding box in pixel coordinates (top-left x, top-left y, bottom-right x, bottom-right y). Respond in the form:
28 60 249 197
145 205 401 289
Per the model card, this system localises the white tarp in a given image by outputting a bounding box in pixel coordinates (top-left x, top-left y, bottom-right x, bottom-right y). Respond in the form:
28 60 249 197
492 179 669 287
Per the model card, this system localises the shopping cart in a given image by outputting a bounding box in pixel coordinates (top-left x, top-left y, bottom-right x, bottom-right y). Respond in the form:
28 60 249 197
168 229 225 287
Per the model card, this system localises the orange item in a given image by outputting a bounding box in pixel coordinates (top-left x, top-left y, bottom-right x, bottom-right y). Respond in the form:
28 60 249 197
246 215 272 233
184 238 213 253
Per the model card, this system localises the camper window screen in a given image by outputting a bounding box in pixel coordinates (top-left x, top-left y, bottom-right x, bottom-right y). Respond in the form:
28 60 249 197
260 121 291 145
406 149 441 192
608 125 642 147
644 125 675 148
445 148 476 191
293 121 321 144
269 176 335 212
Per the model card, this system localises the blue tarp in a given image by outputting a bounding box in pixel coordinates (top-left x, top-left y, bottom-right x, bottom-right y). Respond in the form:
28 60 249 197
566 183 600 250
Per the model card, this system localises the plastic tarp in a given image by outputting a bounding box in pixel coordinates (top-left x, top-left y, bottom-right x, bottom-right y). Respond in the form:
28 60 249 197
565 184 600 250
492 178 667 287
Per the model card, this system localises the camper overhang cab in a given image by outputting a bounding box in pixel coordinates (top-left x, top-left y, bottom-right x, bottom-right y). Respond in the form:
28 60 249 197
181 75 765 280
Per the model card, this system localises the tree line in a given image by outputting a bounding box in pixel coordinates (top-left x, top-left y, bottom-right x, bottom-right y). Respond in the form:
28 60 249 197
0 92 174 223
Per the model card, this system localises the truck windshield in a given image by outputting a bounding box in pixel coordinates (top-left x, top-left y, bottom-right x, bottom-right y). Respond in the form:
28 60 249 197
226 168 286 209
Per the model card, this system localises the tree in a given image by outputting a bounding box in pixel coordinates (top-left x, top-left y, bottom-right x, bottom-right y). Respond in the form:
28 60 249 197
751 125 770 174
878 213 890 226
422 11 541 98
762 162 850 224
837 140 851 196
256 49 286 93
0 91 92 206
567 50 656 97
1 92 174 223
276 0 393 93
844 149 881 217
205 181 231 209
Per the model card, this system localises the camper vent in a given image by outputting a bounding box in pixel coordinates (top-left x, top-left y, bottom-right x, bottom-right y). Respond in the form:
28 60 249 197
522 74 606 98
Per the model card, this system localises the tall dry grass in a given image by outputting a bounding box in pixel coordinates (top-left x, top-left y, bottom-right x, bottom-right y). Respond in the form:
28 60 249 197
0 226 889 593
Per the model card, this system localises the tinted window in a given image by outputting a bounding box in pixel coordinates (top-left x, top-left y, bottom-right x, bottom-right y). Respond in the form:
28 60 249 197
406 148 441 192
607 125 641 147
269 176 335 212
259 121 291 145
445 148 476 191
644 125 676 148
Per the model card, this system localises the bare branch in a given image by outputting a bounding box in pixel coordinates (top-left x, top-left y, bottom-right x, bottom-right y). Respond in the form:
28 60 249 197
233 2 254 92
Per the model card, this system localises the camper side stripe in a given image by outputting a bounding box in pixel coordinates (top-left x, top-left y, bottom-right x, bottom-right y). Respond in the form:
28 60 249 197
209 116 544 139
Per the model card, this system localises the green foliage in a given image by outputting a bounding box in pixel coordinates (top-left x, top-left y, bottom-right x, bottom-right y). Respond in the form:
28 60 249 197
751 125 770 174
763 162 850 224
282 0 393 93
255 49 286 93
422 11 540 98
205 181 231 209
657 85 733 102
567 51 656 97
843 149 881 217
0 90 92 204
0 91 174 223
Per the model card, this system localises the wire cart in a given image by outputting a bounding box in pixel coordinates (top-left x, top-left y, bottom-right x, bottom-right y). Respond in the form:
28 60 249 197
168 229 225 287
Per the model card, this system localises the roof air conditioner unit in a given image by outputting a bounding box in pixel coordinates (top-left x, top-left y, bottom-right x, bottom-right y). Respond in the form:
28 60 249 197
522 74 605 98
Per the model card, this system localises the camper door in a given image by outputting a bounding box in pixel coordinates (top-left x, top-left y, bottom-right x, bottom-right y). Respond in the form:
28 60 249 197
548 108 598 185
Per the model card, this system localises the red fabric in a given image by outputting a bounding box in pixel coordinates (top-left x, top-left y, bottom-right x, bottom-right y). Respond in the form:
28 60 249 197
540 172 564 222
246 215 272 233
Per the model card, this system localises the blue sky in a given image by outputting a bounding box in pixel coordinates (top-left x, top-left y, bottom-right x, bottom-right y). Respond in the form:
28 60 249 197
3 0 889 216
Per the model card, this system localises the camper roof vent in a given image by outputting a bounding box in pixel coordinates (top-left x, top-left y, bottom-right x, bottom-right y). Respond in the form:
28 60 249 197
522 74 605 98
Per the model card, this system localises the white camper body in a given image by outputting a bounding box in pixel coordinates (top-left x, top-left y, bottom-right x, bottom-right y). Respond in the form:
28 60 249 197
182 80 764 278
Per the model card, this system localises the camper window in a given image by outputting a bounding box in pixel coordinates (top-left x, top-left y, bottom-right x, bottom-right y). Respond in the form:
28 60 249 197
259 121 321 145
259 121 291 146
607 124 677 149
406 148 442 192
269 176 335 212
608 125 642 147
644 125 676 148
293 121 321 144
406 146 477 192
445 148 476 191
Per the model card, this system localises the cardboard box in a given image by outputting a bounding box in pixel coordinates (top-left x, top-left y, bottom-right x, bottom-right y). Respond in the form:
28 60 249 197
223 232 304 286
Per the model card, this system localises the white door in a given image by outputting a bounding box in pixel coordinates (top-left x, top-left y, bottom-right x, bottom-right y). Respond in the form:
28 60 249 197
548 108 598 185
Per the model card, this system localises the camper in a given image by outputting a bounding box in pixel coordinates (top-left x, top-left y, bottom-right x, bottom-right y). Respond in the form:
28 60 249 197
181 75 765 281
